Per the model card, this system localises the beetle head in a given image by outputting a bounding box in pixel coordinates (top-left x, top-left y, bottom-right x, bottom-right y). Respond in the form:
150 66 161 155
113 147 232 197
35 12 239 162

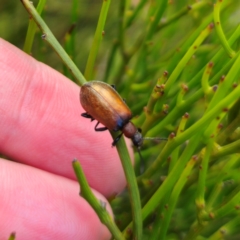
131 130 143 148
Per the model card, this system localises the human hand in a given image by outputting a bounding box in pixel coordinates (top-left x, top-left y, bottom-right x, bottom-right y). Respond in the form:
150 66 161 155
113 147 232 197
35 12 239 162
0 38 132 239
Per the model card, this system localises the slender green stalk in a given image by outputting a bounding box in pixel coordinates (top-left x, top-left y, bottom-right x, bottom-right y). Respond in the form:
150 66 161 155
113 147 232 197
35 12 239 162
118 0 130 60
219 108 240 144
72 160 124 240
146 52 237 138
196 140 214 204
103 39 119 83
212 139 240 159
21 0 86 86
63 0 79 66
169 112 189 171
141 23 213 134
176 83 189 105
145 0 168 41
110 133 142 240
206 155 237 210
122 0 168 89
158 1 210 30
23 0 46 54
145 71 168 115
125 134 201 233
201 62 213 97
213 0 236 58
125 0 147 28
71 0 79 23
206 52 240 113
157 42 237 131
208 215 240 239
203 185 240 221
206 183 222 212
195 139 214 221
84 0 111 80
138 1 237 133
203 52 240 140
140 82 240 180
165 24 213 97
185 221 206 240
168 19 240 100
158 155 198 240
189 21 240 88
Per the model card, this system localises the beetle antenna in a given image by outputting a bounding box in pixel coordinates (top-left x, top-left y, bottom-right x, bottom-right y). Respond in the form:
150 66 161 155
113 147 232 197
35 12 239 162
143 137 168 141
137 147 145 174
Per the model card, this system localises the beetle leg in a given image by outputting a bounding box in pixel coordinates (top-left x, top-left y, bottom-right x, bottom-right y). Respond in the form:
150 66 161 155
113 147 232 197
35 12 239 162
112 133 123 146
81 112 95 121
95 121 108 131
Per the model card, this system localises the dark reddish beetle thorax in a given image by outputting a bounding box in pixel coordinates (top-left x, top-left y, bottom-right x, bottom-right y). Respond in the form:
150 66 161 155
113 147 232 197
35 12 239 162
122 122 143 147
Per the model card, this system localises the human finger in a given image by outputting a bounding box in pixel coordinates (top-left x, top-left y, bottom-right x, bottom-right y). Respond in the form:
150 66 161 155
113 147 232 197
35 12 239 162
0 38 134 197
0 159 112 240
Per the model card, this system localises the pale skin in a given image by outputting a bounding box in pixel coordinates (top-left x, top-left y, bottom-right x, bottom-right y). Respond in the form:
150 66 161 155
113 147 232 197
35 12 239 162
0 38 133 239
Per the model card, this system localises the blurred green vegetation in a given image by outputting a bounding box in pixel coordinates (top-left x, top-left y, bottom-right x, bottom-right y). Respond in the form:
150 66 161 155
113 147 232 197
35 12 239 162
0 0 119 73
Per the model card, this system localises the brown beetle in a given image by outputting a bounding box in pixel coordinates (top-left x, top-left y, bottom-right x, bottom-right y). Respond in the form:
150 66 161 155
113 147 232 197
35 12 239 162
80 81 143 147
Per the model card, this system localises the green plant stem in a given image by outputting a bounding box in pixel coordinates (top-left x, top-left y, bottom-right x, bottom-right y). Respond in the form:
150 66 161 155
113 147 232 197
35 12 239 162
212 139 240 160
110 133 142 240
213 0 236 58
23 0 46 54
122 136 199 235
138 1 237 132
208 215 240 239
103 39 119 83
145 71 167 114
206 155 237 210
146 34 239 139
72 160 124 240
166 12 213 75
196 139 214 203
123 0 168 88
165 23 213 98
204 52 240 140
84 0 111 80
145 0 168 41
118 0 127 58
217 111 240 144
21 0 86 86
158 155 197 240
169 112 189 171
63 0 79 65
195 139 214 221
124 134 201 234
201 62 213 96
185 221 206 240
203 185 240 221
206 52 240 113
146 53 236 139
141 82 240 181
174 20 240 96
158 1 210 31
125 0 147 28
141 23 213 134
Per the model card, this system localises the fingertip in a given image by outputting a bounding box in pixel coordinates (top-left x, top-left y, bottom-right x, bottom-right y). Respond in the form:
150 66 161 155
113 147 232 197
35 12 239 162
0 159 112 240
